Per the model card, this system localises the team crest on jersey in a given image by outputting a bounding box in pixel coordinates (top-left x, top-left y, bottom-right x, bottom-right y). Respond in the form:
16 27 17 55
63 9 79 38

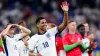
46 33 51 39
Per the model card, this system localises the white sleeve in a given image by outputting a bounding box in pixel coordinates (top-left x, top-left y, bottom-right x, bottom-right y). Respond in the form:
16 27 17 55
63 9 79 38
28 35 38 51
14 34 22 41
58 50 66 56
48 27 58 36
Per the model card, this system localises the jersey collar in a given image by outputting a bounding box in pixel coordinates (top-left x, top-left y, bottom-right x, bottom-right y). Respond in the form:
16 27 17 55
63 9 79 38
37 31 46 35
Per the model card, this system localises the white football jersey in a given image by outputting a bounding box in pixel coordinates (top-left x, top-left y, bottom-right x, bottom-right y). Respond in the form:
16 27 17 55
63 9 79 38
5 34 22 56
17 40 29 56
82 38 90 56
29 27 58 56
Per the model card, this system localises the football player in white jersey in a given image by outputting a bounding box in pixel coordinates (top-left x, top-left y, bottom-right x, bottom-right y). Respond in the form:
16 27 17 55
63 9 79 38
29 1 69 56
1 24 31 56
17 36 30 56
17 20 30 56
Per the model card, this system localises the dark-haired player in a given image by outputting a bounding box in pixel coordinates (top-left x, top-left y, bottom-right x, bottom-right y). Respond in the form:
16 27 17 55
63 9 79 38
83 23 98 56
28 1 69 56
77 24 93 56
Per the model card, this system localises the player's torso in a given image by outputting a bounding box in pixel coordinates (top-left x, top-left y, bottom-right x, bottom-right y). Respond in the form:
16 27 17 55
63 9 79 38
18 41 29 56
36 33 57 56
68 33 82 44
6 36 19 56
66 33 82 56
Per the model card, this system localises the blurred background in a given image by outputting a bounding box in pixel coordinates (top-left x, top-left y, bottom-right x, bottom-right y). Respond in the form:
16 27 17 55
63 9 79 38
0 0 100 56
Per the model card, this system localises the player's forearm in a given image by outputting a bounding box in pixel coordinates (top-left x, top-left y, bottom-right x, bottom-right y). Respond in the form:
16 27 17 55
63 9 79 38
64 42 78 51
19 25 31 34
58 12 68 32
81 44 87 52
2 27 10 37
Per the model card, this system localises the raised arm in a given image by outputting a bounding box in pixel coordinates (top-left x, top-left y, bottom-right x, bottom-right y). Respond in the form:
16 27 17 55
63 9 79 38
15 24 31 38
1 24 12 38
58 1 69 32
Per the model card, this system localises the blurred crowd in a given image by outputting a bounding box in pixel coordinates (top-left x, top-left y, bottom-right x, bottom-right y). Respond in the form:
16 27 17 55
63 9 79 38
0 0 100 49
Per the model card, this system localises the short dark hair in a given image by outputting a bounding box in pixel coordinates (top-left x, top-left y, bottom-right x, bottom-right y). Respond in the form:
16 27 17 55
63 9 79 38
18 20 25 25
77 24 84 30
35 16 44 24
18 20 26 27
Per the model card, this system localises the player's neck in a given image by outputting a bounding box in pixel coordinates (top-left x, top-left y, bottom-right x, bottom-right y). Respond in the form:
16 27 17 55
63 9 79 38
7 33 14 37
69 30 75 34
38 29 46 35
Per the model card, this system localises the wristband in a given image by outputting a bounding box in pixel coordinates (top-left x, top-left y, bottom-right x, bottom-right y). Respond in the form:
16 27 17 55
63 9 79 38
64 12 68 15
19 26 23 29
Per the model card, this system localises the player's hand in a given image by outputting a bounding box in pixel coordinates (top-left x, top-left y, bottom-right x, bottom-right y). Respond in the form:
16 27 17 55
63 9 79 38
7 24 13 28
37 53 42 56
61 1 69 12
91 42 98 50
12 24 19 27
88 34 94 42
9 24 18 28
78 40 82 45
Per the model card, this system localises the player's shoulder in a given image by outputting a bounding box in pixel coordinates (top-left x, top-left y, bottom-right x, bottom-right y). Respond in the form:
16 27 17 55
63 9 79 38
31 34 39 38
83 38 89 41
5 35 11 40
30 34 39 41
56 36 61 40
47 27 58 32
63 33 70 37
17 40 23 45
76 32 81 35
14 33 21 37
62 33 70 41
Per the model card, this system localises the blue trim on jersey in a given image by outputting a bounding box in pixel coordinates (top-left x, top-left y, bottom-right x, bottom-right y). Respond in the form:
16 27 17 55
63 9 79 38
4 35 14 56
35 46 39 53
3 39 8 56
37 31 46 35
